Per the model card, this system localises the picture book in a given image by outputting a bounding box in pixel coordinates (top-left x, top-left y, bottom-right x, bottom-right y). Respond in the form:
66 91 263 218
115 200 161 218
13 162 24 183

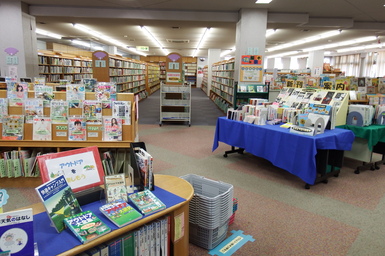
104 173 128 203
37 146 105 193
66 84 85 108
0 208 34 256
32 117 52 140
68 117 86 141
103 116 122 141
50 100 68 124
0 98 8 123
64 210 111 244
83 100 102 124
136 148 154 191
34 77 45 86
1 115 24 140
128 190 166 216
95 82 117 102
6 82 28 106
24 98 44 123
34 85 54 107
82 78 97 92
378 78 385 94
112 101 131 125
35 175 82 233
99 199 142 227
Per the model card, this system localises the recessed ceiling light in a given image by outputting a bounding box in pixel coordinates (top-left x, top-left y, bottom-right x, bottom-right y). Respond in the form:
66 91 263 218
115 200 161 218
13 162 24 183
255 0 273 4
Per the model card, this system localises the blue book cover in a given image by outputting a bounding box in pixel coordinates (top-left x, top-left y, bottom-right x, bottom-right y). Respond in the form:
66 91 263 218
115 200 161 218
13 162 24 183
107 238 122 256
0 208 34 256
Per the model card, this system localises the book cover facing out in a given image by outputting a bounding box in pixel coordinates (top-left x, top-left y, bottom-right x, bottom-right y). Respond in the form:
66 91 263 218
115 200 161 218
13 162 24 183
0 208 34 256
99 199 142 227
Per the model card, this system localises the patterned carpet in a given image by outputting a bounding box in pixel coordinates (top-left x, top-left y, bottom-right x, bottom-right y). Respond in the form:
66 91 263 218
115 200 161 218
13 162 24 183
4 88 385 255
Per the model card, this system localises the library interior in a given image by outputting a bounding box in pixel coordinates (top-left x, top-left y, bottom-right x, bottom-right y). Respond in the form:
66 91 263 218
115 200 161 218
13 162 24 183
2 0 385 255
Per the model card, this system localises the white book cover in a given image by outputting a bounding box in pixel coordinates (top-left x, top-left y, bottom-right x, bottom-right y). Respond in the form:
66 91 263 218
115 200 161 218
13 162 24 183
7 82 28 106
50 100 68 124
0 98 8 123
112 101 131 125
32 117 52 140
24 98 44 123
66 84 85 108
68 117 86 141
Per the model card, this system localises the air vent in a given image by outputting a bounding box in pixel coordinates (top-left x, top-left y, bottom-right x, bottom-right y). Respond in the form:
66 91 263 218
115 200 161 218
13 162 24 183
166 39 190 43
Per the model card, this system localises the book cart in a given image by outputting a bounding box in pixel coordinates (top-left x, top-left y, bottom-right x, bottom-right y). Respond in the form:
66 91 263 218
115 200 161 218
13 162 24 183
159 52 191 126
0 89 138 188
26 174 194 256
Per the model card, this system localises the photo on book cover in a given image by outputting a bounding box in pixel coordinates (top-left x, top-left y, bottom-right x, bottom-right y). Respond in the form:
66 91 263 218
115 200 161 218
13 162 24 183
7 82 28 106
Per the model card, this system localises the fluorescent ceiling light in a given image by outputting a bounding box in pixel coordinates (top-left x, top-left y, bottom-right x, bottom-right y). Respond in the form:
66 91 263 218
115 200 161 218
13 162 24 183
193 27 211 57
267 30 341 52
337 42 385 53
36 28 62 39
71 40 104 51
302 36 377 52
72 23 146 56
255 0 273 4
266 29 277 37
141 26 169 56
220 47 236 57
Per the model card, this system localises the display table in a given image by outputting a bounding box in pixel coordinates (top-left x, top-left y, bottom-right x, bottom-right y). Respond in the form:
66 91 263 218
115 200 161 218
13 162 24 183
338 125 385 173
212 117 355 188
26 174 194 256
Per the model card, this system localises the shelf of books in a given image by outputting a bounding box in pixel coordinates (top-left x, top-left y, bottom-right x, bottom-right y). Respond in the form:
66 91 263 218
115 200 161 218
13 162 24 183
210 59 235 113
146 63 161 95
92 50 148 101
184 62 197 87
38 50 93 83
233 82 269 109
0 84 138 186
10 174 193 256
201 65 208 94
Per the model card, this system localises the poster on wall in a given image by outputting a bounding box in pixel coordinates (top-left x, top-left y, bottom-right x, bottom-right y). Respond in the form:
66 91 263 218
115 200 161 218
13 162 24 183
241 55 263 65
240 65 263 82
167 72 181 83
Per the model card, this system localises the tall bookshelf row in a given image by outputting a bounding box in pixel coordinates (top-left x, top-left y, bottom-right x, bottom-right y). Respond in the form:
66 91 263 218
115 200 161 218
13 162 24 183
210 59 235 113
184 62 197 86
92 51 150 101
201 65 208 93
38 51 93 83
146 63 161 94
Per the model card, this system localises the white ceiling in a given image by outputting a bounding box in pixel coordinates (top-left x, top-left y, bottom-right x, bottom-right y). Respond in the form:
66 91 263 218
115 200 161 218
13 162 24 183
21 0 385 58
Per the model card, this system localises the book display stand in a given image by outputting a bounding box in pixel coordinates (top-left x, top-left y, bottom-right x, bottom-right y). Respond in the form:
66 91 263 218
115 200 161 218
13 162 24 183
129 142 155 191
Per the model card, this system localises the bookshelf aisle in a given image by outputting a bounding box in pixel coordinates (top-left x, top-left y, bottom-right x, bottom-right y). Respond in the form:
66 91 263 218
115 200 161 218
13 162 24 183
146 63 161 95
201 65 208 93
210 59 235 113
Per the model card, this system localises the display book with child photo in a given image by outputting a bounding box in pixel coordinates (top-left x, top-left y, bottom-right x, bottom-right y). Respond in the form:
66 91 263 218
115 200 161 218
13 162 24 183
66 84 85 108
32 117 52 140
68 116 86 141
6 81 28 106
102 116 122 141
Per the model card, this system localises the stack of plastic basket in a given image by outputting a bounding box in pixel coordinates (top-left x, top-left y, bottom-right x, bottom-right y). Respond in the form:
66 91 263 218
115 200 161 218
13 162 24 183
180 174 234 250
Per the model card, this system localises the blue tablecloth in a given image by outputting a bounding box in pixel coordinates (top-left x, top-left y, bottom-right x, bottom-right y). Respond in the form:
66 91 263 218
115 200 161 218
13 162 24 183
212 117 355 185
34 186 185 256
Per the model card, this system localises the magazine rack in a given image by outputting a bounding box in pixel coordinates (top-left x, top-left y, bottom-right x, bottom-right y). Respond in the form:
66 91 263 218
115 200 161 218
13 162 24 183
129 142 155 191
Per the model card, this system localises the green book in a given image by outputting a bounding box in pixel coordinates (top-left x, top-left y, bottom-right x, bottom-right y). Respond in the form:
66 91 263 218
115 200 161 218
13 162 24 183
122 231 135 256
99 199 142 227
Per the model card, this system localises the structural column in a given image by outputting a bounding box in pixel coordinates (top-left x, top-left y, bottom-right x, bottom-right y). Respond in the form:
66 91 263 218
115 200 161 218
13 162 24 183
234 8 268 85
0 0 38 78
307 50 324 76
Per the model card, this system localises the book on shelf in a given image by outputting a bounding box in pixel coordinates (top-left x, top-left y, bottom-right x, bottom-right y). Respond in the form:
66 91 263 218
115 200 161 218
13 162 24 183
112 101 132 125
34 85 54 107
107 237 123 256
0 98 8 122
2 115 24 140
128 189 166 216
135 148 154 191
35 175 83 233
104 173 128 203
102 151 116 176
82 78 97 92
23 98 44 123
50 100 69 124
0 208 34 256
99 199 142 228
63 210 111 244
68 116 86 141
6 82 28 106
34 77 46 86
32 117 52 140
121 231 135 256
103 116 123 141
66 84 85 108
95 82 117 101
83 100 103 124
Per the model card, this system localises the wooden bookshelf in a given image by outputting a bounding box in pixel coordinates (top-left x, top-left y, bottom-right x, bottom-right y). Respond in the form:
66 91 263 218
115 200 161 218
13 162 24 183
38 50 93 83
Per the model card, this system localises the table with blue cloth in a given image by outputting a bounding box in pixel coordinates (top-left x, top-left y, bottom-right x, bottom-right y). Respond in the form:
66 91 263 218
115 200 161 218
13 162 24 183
212 117 355 188
337 124 385 173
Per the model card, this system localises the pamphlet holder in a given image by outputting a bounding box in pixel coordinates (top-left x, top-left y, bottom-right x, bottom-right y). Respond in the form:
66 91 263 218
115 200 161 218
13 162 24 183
129 142 155 191
75 186 105 206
